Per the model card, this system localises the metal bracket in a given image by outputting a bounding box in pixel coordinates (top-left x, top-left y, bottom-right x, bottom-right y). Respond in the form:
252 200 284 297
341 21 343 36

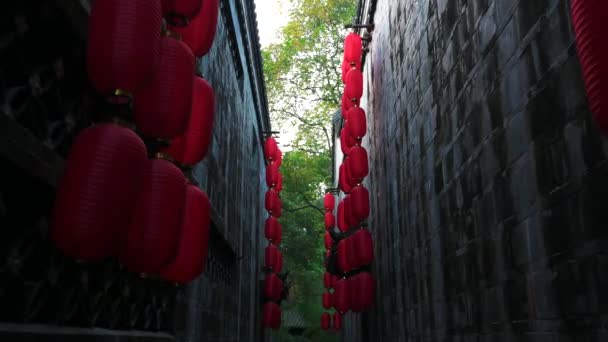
344 23 375 31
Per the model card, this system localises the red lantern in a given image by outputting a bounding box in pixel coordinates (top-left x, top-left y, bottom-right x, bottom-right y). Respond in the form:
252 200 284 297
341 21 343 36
571 0 608 133
337 238 351 273
321 312 331 330
276 249 283 273
340 128 356 155
164 77 215 165
323 193 335 212
275 148 283 167
345 68 363 100
263 302 281 329
324 231 333 250
160 184 211 283
275 172 283 192
161 0 202 27
348 146 369 183
344 195 359 228
347 107 367 141
322 292 333 309
134 37 194 139
275 197 283 218
342 93 360 118
333 278 350 313
264 137 279 162
170 0 219 57
337 200 347 232
52 124 147 261
341 59 361 84
87 0 162 103
344 33 362 64
354 229 374 268
120 159 186 273
333 312 343 330
350 185 370 221
264 216 282 244
266 163 279 188
353 272 375 311
264 273 283 301
324 212 335 230
265 190 281 215
339 163 352 194
265 244 280 271
323 272 333 289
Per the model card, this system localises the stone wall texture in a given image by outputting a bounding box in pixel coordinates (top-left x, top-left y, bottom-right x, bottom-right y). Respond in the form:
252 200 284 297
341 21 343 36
346 0 608 341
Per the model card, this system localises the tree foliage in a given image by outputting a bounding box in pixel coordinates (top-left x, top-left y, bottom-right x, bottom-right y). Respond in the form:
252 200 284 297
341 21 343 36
261 0 356 339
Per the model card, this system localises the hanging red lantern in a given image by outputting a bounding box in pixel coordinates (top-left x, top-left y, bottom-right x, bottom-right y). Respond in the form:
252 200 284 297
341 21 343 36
322 292 333 309
347 107 367 141
265 190 281 215
354 229 374 268
164 77 215 165
262 302 281 329
345 68 363 100
344 33 362 64
275 172 283 192
87 0 162 103
344 195 359 228
341 59 361 84
264 137 279 162
348 146 369 183
275 148 283 167
265 244 280 271
134 37 194 139
333 312 343 330
264 216 282 244
275 197 283 218
323 193 335 212
350 185 370 221
324 231 333 250
353 272 375 311
266 163 279 188
120 159 186 273
571 0 608 133
324 212 335 230
337 200 348 232
170 0 219 57
342 92 360 114
52 124 147 261
333 278 350 313
340 128 356 155
337 238 352 273
323 272 333 289
339 163 352 194
161 0 202 27
160 184 211 283
276 249 284 273
321 312 331 330
264 272 284 302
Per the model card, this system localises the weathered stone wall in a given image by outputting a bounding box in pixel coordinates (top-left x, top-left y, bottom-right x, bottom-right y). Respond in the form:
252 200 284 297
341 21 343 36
348 0 608 340
0 1 268 341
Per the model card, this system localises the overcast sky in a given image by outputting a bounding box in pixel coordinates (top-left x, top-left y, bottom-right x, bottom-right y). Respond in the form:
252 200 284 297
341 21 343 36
254 0 291 47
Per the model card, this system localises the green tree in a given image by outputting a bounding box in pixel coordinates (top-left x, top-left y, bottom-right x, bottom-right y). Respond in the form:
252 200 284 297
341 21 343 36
262 0 356 339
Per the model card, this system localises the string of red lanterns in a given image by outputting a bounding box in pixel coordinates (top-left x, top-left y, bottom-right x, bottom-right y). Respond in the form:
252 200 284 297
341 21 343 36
52 0 219 285
320 31 376 332
262 136 285 330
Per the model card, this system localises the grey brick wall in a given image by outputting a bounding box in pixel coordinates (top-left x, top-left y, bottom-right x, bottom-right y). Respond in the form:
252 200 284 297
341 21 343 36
348 0 608 341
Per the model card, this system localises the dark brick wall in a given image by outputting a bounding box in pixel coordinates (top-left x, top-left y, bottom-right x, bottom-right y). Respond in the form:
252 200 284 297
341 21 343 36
347 0 608 341
0 1 268 341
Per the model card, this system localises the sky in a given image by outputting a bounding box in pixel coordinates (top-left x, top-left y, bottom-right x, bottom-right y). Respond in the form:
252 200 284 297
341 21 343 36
254 0 297 148
254 0 291 47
